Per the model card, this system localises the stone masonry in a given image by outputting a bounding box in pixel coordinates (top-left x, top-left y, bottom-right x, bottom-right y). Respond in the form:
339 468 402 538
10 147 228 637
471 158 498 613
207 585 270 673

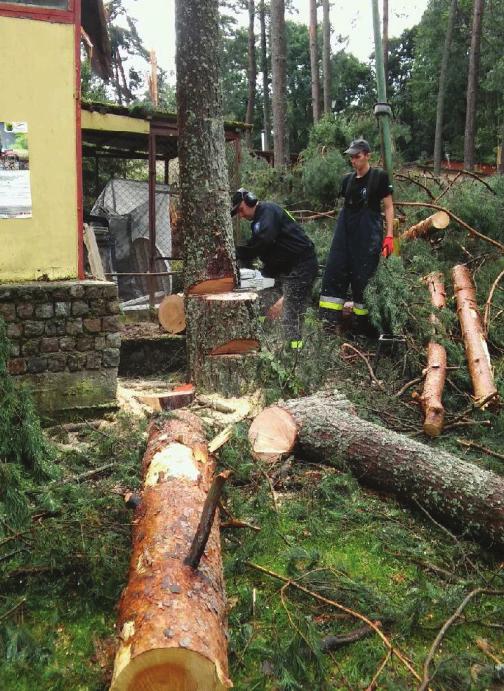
0 280 120 420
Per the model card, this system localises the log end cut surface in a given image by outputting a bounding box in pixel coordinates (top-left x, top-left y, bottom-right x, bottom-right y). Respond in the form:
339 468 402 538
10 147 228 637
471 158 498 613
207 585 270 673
159 294 186 334
111 647 231 690
248 406 298 462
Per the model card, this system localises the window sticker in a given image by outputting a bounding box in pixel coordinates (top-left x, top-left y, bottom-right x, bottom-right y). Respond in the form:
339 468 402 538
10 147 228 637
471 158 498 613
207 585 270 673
0 121 32 219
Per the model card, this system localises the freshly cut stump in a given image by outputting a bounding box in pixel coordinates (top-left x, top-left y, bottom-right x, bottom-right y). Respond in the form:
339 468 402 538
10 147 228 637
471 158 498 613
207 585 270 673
110 411 231 690
249 390 504 549
186 291 260 396
452 264 499 408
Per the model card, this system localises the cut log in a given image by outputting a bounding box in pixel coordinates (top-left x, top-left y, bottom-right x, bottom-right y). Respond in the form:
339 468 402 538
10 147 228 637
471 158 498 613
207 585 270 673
249 391 504 549
110 411 231 690
401 211 450 241
452 265 499 408
420 342 447 437
420 272 448 437
186 291 260 395
137 385 195 412
158 294 186 334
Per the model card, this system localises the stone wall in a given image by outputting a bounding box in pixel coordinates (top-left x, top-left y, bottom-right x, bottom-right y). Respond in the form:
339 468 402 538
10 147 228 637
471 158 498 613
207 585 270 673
0 281 120 420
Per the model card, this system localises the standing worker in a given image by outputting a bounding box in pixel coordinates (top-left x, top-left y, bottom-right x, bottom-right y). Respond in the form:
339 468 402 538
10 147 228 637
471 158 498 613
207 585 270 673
231 188 318 350
319 138 394 336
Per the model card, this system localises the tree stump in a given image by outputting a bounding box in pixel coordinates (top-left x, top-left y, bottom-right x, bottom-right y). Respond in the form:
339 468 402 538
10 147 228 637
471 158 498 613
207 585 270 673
452 264 499 408
185 291 260 395
110 411 231 690
249 391 504 549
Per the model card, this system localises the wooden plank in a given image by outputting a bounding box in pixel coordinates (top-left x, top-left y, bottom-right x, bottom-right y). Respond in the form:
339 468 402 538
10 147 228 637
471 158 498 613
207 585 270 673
83 224 106 281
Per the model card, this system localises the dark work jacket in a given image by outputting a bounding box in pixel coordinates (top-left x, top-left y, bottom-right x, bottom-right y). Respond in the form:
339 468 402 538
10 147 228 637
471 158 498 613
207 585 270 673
236 201 316 277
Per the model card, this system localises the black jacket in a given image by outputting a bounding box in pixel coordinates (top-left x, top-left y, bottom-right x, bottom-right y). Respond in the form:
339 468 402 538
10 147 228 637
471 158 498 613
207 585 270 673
236 201 315 277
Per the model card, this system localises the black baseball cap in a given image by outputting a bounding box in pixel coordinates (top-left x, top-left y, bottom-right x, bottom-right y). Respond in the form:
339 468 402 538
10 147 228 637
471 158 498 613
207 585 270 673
344 139 371 155
230 188 246 217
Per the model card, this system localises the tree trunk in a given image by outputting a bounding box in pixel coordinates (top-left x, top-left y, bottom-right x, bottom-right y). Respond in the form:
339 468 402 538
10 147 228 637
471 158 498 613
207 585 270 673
176 0 237 293
382 0 389 90
452 264 498 407
401 211 450 241
309 0 320 123
259 0 271 151
322 0 331 115
270 0 289 167
248 391 504 549
185 291 260 395
434 0 457 175
110 412 231 690
420 272 447 437
176 0 259 395
245 0 257 149
463 0 485 171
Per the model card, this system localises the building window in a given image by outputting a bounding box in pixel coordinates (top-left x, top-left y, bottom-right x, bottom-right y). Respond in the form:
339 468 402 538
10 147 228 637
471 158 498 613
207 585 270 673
0 1 70 9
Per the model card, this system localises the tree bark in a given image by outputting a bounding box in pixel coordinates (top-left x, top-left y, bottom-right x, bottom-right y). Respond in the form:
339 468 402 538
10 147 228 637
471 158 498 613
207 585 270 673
259 0 271 151
245 0 257 149
434 0 457 175
463 0 485 171
309 0 320 123
382 0 389 90
322 0 331 115
110 412 231 690
420 272 448 437
401 211 450 241
270 0 289 166
176 0 259 395
452 264 498 408
176 0 237 293
249 391 504 549
185 292 260 395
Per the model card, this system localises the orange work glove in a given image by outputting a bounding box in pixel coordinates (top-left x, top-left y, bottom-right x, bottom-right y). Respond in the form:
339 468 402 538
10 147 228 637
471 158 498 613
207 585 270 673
381 236 394 257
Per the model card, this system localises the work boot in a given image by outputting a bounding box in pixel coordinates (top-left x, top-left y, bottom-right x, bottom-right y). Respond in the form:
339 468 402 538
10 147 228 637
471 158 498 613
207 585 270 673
321 311 344 336
351 313 378 339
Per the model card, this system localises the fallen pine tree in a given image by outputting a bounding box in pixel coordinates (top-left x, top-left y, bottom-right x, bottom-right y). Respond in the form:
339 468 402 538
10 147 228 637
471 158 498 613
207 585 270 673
248 391 504 550
110 411 231 690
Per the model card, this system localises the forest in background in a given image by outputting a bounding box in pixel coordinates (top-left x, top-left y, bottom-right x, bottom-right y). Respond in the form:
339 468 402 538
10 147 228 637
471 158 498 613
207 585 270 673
83 0 504 167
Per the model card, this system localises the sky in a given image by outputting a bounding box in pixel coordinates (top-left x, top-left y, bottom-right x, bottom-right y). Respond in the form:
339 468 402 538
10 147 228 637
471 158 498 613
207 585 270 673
121 0 430 81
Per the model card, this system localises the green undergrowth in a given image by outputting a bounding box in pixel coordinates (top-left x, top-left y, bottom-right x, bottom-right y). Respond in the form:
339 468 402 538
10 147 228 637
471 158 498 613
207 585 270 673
0 410 147 691
219 429 504 690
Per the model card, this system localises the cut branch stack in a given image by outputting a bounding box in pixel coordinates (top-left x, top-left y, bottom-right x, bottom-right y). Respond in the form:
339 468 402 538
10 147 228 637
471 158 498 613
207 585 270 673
249 391 504 549
420 272 447 436
110 411 231 690
452 264 499 408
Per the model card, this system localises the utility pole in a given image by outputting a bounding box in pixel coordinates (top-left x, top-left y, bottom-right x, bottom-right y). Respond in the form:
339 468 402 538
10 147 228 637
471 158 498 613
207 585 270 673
371 0 393 184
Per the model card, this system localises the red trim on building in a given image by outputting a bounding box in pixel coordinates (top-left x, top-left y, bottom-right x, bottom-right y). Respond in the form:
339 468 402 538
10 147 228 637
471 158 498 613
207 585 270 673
0 1 75 23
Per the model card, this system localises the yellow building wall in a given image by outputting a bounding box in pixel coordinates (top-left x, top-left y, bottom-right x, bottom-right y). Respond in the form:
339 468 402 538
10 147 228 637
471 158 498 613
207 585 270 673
0 16 78 281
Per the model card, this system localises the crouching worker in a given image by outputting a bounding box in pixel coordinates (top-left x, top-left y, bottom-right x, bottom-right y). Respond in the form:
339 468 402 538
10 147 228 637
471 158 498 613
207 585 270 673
231 188 318 350
319 138 394 336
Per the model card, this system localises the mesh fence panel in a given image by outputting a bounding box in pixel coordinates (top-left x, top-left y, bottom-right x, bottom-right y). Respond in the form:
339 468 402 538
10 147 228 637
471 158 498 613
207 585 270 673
88 173 172 303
